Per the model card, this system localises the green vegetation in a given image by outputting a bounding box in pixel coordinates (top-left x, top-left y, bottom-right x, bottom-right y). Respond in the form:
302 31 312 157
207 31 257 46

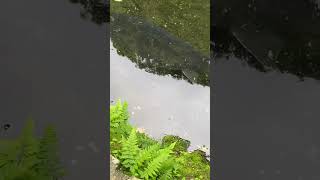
162 135 190 154
111 0 210 55
0 119 65 180
110 100 210 180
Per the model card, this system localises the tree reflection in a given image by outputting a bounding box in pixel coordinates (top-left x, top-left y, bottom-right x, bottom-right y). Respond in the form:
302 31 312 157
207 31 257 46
68 0 109 24
212 0 320 80
111 13 210 86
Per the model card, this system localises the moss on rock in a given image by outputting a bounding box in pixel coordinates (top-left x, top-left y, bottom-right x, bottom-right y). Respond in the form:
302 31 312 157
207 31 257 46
161 135 190 153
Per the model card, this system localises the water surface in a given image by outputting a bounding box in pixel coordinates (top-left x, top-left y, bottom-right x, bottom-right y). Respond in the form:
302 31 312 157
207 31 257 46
110 12 210 150
110 42 210 150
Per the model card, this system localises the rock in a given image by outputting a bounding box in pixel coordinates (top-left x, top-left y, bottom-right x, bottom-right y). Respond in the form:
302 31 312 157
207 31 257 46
110 155 141 180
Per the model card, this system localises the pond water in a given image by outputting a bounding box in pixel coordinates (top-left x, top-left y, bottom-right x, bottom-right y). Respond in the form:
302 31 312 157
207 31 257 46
110 13 210 151
1 0 107 179
213 0 320 179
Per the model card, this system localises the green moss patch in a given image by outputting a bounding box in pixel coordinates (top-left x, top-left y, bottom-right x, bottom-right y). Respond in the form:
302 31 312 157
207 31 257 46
110 0 210 56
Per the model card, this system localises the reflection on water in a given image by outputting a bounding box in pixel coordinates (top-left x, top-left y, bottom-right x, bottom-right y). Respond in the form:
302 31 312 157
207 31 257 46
111 13 209 86
110 0 210 151
68 0 109 24
213 0 320 81
110 41 210 150
213 0 320 179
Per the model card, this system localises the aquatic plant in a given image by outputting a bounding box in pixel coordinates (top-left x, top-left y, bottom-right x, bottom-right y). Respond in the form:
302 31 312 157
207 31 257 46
110 100 210 179
0 119 65 180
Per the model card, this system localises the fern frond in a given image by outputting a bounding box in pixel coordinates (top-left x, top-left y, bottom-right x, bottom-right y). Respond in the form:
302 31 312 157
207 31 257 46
140 142 176 179
140 142 175 179
110 100 129 126
119 128 140 171
158 157 182 180
135 143 160 168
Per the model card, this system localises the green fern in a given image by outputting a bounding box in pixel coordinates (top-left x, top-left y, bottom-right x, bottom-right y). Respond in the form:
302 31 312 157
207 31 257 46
139 142 176 179
135 143 160 168
117 128 178 179
110 99 129 128
119 128 140 173
158 157 181 180
110 100 132 141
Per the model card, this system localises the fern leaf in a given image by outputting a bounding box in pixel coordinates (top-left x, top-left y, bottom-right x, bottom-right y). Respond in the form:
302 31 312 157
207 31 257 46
135 143 160 168
119 128 140 173
140 142 176 179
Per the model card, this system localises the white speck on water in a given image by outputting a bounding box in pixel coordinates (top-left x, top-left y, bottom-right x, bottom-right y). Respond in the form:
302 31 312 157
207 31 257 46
132 111 135 115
